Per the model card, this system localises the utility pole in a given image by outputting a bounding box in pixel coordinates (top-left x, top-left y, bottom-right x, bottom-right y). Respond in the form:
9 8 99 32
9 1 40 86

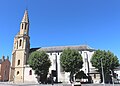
101 58 105 86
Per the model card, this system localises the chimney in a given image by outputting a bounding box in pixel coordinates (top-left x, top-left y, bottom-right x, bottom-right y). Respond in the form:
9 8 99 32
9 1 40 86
7 56 9 60
2 56 5 62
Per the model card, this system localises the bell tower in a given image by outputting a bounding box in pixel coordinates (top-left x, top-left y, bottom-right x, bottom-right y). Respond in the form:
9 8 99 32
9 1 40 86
20 10 29 35
10 10 30 83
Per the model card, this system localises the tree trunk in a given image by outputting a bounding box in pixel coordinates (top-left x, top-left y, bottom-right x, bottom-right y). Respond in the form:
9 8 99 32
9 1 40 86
70 72 74 83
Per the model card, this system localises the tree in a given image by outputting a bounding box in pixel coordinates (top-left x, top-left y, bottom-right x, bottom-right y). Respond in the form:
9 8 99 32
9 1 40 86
60 48 83 83
91 49 119 83
28 51 51 83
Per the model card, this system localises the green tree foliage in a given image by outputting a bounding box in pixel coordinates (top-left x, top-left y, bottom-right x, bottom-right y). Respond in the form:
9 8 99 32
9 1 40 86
28 51 51 83
91 49 119 83
60 48 83 83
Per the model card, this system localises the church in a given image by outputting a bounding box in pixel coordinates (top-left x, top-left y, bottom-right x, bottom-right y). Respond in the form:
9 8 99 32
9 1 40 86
9 10 100 83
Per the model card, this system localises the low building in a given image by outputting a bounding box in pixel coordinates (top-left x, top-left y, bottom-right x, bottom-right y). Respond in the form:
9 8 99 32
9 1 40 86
0 56 10 81
114 66 120 79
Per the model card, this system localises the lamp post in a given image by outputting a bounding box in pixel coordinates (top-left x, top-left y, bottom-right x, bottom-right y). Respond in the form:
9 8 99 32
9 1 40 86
101 58 105 86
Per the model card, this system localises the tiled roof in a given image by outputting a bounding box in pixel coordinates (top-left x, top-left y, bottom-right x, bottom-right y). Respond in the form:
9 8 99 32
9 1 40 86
29 47 40 54
37 45 95 52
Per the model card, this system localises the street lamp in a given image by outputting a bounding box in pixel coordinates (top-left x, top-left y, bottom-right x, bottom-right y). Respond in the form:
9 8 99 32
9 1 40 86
101 58 105 86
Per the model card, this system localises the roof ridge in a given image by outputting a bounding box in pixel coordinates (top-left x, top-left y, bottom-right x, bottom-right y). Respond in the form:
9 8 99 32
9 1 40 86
40 45 90 48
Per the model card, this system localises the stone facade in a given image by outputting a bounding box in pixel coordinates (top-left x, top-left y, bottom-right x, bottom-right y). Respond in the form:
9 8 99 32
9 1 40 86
10 10 100 83
9 10 30 83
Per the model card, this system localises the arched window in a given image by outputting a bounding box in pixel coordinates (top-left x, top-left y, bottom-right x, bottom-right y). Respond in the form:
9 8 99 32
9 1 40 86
19 39 22 46
18 60 20 65
25 23 27 30
17 71 19 75
17 41 18 49
22 23 23 29
29 70 32 75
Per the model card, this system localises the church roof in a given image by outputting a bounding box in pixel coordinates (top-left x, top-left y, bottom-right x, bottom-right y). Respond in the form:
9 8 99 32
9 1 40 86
37 45 95 52
29 48 40 54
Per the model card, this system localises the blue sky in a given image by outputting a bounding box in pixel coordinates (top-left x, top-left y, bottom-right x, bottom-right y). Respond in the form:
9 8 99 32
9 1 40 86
0 0 120 61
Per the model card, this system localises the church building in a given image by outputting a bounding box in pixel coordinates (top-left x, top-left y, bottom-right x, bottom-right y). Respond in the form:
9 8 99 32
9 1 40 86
10 10 100 83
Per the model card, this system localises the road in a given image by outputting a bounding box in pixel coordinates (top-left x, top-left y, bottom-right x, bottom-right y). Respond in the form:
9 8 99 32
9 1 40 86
0 82 119 86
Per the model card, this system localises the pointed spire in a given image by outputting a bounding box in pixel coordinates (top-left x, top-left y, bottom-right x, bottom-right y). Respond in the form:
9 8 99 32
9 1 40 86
22 10 29 23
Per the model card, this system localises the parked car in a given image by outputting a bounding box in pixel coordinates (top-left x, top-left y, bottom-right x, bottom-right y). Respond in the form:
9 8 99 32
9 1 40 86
74 79 81 86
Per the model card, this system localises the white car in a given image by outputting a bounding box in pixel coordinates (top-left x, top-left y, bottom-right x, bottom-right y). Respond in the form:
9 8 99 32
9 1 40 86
74 79 81 86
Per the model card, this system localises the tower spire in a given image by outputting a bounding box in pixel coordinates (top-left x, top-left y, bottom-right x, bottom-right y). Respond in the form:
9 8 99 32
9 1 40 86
20 10 29 35
22 10 29 23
